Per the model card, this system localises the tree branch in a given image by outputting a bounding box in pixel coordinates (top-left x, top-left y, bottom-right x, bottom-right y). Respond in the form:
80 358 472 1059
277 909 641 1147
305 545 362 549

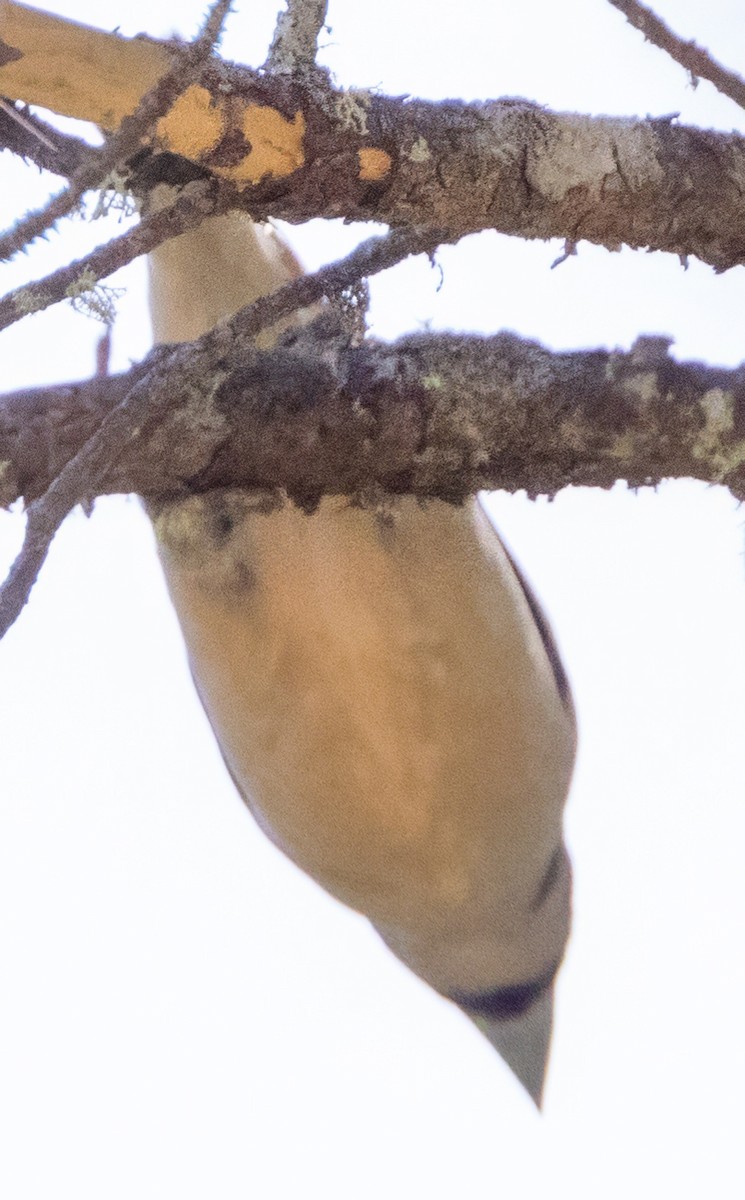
607 0 745 113
0 179 243 333
3 5 745 269
3 4 745 635
0 224 448 636
0 96 95 173
3 330 745 510
264 0 329 74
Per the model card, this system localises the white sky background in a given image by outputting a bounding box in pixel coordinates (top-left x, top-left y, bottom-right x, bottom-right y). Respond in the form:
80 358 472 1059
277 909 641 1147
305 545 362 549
1 0 745 1195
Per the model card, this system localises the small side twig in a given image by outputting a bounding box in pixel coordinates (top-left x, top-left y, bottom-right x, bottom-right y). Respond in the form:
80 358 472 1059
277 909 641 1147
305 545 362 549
0 98 59 153
202 225 447 356
0 223 449 638
0 99 94 177
264 0 329 74
0 181 235 334
607 0 745 113
0 0 233 262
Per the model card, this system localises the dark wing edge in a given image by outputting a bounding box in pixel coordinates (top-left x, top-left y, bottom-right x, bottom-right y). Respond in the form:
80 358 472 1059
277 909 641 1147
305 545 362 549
494 527 576 725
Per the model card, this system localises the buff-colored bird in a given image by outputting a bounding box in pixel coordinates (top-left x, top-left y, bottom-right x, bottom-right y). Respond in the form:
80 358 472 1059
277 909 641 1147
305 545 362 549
147 209 576 1105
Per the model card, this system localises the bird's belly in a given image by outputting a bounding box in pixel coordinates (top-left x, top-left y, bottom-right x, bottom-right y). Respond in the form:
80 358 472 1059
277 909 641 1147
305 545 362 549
152 492 575 930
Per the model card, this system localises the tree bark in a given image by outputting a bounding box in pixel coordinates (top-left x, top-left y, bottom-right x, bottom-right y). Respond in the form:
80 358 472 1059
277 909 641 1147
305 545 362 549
3 329 745 509
2 1 745 268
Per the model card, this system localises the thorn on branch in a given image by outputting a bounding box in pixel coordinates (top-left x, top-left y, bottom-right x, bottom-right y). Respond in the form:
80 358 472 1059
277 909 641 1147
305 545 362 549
551 239 578 269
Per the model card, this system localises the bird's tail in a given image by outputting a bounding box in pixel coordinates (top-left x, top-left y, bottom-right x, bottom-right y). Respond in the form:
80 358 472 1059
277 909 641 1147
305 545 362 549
467 986 554 1107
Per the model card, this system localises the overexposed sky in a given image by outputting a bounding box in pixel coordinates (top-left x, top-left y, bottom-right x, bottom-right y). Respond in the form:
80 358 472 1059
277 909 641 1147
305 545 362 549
1 1 744 1196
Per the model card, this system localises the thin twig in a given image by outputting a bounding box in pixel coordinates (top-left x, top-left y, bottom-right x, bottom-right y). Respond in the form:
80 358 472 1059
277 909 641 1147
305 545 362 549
0 182 234 334
264 0 329 73
0 98 59 152
0 223 448 638
0 99 95 177
203 225 448 355
0 0 233 262
607 0 745 113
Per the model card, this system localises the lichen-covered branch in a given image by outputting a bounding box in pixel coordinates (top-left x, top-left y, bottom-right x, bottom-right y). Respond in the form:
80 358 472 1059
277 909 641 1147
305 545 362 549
265 0 329 74
3 329 745 513
607 0 745 113
3 3 745 269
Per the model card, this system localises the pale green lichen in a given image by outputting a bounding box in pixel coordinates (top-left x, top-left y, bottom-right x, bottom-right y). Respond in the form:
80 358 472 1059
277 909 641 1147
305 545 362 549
698 388 733 439
606 431 636 462
65 267 98 299
408 137 431 163
13 286 53 315
421 373 444 390
531 114 665 205
621 370 659 405
90 173 138 221
333 88 372 135
66 270 124 324
692 388 745 477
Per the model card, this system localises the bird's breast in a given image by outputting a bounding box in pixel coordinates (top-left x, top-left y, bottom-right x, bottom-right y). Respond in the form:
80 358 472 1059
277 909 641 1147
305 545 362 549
152 490 574 938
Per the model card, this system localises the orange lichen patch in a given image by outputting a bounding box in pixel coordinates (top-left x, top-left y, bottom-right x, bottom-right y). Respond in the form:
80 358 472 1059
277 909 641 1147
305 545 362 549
215 106 306 186
155 85 225 159
358 148 392 181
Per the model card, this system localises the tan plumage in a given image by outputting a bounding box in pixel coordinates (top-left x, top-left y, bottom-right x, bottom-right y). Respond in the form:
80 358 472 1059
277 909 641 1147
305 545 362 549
147 210 576 1105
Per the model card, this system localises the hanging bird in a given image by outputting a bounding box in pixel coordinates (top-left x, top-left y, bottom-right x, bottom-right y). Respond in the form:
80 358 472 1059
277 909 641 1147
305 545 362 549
146 207 576 1106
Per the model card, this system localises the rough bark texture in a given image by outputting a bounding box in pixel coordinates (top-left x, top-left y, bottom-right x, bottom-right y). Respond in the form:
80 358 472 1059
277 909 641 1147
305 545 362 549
4 328 745 510
77 78 745 275
2 2 745 269
194 85 745 272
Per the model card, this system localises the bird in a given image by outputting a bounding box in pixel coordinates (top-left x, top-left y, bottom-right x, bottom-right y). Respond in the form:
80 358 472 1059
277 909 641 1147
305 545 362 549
146 206 577 1106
